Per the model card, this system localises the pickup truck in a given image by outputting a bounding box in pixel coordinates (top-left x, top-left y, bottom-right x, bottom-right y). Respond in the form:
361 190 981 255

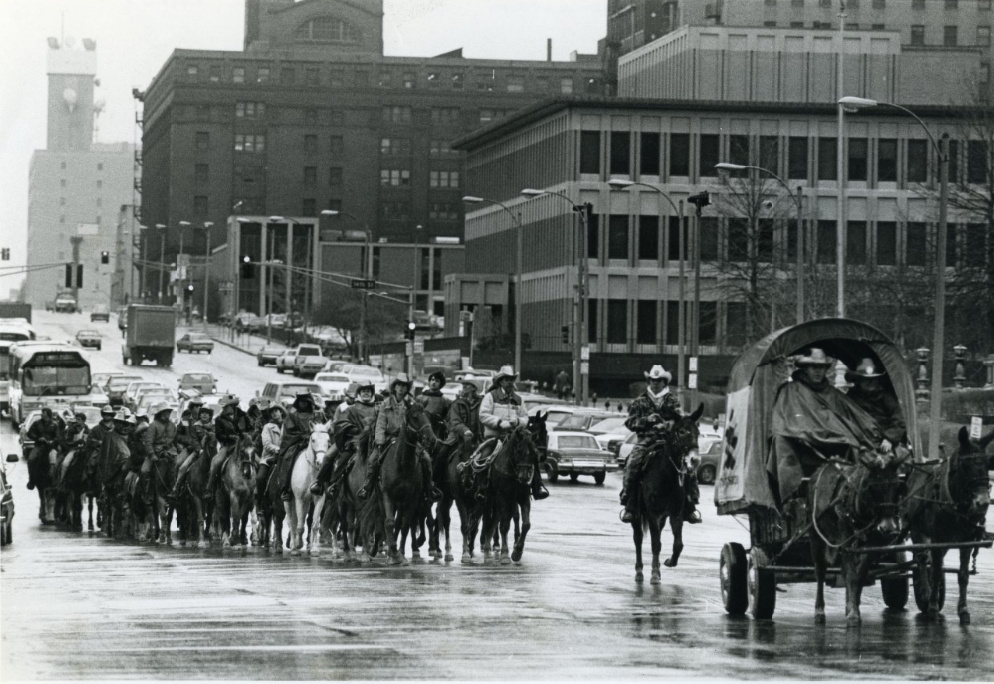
54 292 77 313
276 344 323 375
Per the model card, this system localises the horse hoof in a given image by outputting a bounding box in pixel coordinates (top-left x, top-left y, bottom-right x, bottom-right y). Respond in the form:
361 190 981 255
310 549 320 558
197 541 208 550
511 550 522 563
461 553 473 564
445 554 455 562
635 571 644 583
500 556 511 566
650 573 661 585
179 540 187 547
814 613 826 625
411 554 423 564
847 615 861 628
960 611 971 625
290 549 301 557
663 558 677 568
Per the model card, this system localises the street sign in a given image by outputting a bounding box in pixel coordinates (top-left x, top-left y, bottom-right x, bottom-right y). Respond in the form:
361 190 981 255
405 342 413 357
351 279 376 289
689 357 698 372
413 340 424 354
581 346 590 361
580 361 589 374
688 372 698 389
970 415 983 440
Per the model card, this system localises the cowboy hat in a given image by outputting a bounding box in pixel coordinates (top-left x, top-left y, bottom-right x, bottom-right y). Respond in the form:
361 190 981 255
794 348 832 367
113 407 136 424
644 365 672 382
354 381 375 394
846 357 886 381
389 373 413 391
198 405 215 417
255 397 273 411
493 365 517 384
151 401 173 417
266 403 287 417
100 404 116 417
218 393 241 407
427 371 447 388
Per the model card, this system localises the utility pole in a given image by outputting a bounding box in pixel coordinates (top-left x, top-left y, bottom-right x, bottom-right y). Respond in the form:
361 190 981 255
70 236 82 303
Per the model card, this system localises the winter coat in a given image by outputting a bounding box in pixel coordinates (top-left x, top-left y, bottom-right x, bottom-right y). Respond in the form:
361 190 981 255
445 395 482 445
143 418 178 458
479 388 528 439
375 395 410 446
625 389 682 444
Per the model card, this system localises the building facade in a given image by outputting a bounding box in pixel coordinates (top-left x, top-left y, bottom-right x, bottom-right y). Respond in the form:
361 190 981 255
25 39 135 310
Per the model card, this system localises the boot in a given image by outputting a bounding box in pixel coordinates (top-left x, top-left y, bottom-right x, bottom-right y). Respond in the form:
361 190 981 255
421 456 442 502
166 477 185 505
683 503 703 524
309 480 326 496
532 482 550 501
474 474 489 502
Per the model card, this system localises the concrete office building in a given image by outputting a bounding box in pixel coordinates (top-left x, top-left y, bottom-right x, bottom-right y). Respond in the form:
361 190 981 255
138 0 602 321
25 38 135 310
454 96 986 392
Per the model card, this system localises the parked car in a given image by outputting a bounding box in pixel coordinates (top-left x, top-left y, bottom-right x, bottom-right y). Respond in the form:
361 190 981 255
135 391 179 416
616 426 723 484
313 372 352 400
529 404 606 427
75 329 102 350
585 417 633 454
290 344 324 376
234 312 264 333
256 345 282 366
553 411 617 432
543 431 618 485
1 447 14 546
176 332 214 354
178 371 217 395
106 375 143 406
124 381 165 411
90 304 110 322
346 366 388 393
260 381 323 407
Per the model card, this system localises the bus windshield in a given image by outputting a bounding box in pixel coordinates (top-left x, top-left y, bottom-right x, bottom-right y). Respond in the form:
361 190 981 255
0 330 31 342
22 364 91 396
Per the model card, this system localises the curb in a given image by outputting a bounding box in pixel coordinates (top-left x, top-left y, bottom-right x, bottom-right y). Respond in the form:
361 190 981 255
209 334 256 357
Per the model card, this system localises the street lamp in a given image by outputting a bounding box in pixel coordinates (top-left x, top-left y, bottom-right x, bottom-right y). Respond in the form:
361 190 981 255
409 224 423 378
322 209 372 362
715 163 806 325
463 195 524 378
177 220 191 312
154 223 167 303
520 187 589 405
201 221 213 328
607 179 691 406
839 96 950 461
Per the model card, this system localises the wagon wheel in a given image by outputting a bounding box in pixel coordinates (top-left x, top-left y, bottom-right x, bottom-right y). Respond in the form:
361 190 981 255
912 550 946 613
720 542 748 615
880 551 910 610
748 547 776 620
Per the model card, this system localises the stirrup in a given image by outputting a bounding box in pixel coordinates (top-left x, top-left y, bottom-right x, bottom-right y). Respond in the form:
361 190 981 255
684 509 702 524
532 484 550 501
620 508 634 523
309 482 325 496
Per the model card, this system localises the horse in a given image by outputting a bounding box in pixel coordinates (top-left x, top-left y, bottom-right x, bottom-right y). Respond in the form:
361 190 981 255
479 425 543 565
629 404 704 583
286 424 332 556
361 401 436 565
57 443 99 532
336 427 379 561
27 441 60 525
437 436 483 563
174 441 213 549
150 448 180 545
904 426 994 624
808 448 909 625
94 432 129 539
215 437 259 549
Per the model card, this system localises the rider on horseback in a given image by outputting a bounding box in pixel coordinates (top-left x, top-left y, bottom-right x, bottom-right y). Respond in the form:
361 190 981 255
204 394 254 501
57 410 92 486
277 391 320 502
475 366 549 502
256 401 285 504
309 382 377 497
619 365 701 525
418 371 451 439
26 407 64 491
166 398 211 503
358 374 443 503
77 405 116 483
142 402 177 498
440 380 482 476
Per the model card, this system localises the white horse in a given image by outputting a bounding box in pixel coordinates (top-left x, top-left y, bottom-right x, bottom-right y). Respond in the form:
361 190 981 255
285 424 331 556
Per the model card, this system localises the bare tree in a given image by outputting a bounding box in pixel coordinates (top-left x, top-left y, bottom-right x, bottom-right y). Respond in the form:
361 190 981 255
312 290 406 361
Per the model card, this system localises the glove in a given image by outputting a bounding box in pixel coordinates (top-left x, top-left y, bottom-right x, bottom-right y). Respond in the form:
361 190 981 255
463 431 474 443
647 413 661 424
499 420 512 430
517 417 529 427
880 439 893 454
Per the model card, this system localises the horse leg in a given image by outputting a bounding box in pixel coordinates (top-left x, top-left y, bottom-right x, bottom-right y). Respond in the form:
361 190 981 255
957 546 972 625
843 553 870 627
382 495 401 564
87 494 95 531
511 497 530 563
811 538 827 624
480 509 495 564
927 549 944 619
664 517 684 568
309 496 324 557
632 520 644 583
649 519 663 584
498 501 512 565
441 498 454 562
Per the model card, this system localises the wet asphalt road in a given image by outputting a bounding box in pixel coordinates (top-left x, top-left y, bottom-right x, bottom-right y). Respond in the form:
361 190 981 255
2 313 994 680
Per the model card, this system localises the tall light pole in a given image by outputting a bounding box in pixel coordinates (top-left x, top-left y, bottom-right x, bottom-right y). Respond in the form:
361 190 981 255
177 220 190 314
409 224 422 378
463 196 523 377
201 221 213 328
608 179 689 407
837 0 848 318
323 209 372 362
137 224 147 302
521 188 589 405
715 163 806 325
839 96 949 460
154 223 167 304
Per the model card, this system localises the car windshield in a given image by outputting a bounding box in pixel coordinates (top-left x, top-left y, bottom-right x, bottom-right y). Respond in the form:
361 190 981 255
298 347 320 356
109 377 142 391
188 334 210 342
556 435 600 450
316 374 349 383
588 417 628 434
182 374 213 383
279 384 320 396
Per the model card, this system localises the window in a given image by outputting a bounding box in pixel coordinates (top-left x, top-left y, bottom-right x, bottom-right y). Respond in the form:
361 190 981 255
669 133 690 176
758 219 775 263
872 23 886 29
813 21 832 29
452 73 464 90
638 216 659 260
878 139 898 181
330 136 344 154
636 301 657 345
235 102 266 119
949 139 960 183
580 131 601 174
378 72 392 88
947 224 958 266
700 217 719 261
759 136 779 175
380 169 411 187
507 76 525 92
788 137 808 179
430 139 452 155
403 73 415 89
209 65 222 83
187 65 199 79
668 216 690 261
968 140 989 183
560 78 574 94
727 218 749 262
965 224 987 267
303 166 317 185
381 138 412 156
979 26 992 46
432 108 460 125
610 132 630 175
196 131 209 151
302 199 317 217
818 138 837 180
848 138 869 181
817 220 836 263
257 67 270 83
907 140 928 182
699 134 720 176
640 133 660 175
381 202 410 221
429 203 460 220
944 25 958 46
194 195 209 217
234 134 265 153
479 109 495 124
699 301 718 346
195 164 209 184
328 167 343 186
232 67 245 84
383 106 412 123
764 21 778 27
295 17 361 43
429 171 460 188
876 222 896 265
790 21 804 27
535 76 550 92
608 215 628 259
587 214 600 259
906 223 927 266
945 0 958 8
665 301 681 345
607 301 627 344
730 135 750 167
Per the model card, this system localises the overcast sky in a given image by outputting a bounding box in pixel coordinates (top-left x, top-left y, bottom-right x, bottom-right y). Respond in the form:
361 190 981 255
0 0 607 295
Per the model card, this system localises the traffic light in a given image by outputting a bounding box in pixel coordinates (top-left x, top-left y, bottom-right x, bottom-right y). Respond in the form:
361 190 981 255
561 325 570 345
405 320 416 340
0 247 9 261
100 251 109 264
65 263 73 288
240 255 254 279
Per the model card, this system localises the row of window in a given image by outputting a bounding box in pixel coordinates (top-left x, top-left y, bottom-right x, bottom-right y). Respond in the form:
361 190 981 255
580 213 988 268
769 0 992 8
759 21 991 45
184 61 595 94
379 138 455 156
59 162 104 171
379 169 462 188
579 130 991 184
59 179 104 188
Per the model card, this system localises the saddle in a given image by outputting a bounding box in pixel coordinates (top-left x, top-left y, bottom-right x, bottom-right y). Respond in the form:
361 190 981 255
457 438 502 480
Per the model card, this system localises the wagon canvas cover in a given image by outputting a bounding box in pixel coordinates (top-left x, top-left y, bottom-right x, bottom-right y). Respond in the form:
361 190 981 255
715 318 920 515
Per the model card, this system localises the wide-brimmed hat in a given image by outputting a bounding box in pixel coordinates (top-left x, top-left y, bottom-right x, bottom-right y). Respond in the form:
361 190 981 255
198 405 215 417
292 390 314 410
266 403 286 418
795 348 832 367
100 405 116 417
389 374 413 392
74 411 88 421
218 393 241 407
151 401 173 417
255 397 273 411
185 396 204 408
355 381 375 394
427 371 447 388
493 365 517 384
460 379 480 390
644 365 672 382
114 407 136 425
846 357 886 381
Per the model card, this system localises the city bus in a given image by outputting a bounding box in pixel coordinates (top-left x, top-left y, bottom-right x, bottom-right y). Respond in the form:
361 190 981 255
8 342 95 429
0 323 35 416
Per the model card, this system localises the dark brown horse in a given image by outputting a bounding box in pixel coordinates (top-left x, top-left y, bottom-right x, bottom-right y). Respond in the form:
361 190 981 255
436 436 483 563
630 404 703 583
215 438 259 549
95 432 129 538
175 447 212 549
809 448 909 625
905 427 993 624
27 442 60 525
335 427 379 561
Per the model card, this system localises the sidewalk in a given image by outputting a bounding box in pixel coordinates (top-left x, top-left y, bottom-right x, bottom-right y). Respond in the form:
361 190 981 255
200 323 290 358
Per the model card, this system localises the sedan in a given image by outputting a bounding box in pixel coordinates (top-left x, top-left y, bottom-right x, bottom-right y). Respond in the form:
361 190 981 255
275 350 298 374
543 431 618 485
75 330 102 350
178 371 217 394
256 345 282 366
585 417 633 455
90 305 110 322
176 332 214 354
106 375 143 406
617 427 723 485
314 372 352 400
124 381 163 410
